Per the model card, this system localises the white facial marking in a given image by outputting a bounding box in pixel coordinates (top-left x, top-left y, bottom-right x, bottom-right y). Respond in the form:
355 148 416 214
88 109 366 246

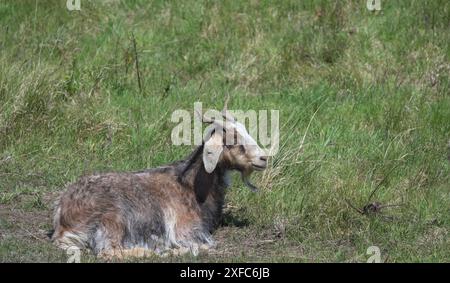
234 122 258 146
228 121 266 162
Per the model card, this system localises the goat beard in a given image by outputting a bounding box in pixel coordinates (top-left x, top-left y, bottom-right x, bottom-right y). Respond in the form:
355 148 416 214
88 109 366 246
240 170 259 192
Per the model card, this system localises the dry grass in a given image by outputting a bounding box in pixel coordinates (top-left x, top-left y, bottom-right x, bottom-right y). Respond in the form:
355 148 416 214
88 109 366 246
0 0 449 262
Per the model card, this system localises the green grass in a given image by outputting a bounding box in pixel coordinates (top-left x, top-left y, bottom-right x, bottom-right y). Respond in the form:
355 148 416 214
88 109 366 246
0 0 449 262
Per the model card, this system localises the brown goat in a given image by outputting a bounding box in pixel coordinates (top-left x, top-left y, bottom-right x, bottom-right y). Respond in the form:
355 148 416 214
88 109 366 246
50 105 268 259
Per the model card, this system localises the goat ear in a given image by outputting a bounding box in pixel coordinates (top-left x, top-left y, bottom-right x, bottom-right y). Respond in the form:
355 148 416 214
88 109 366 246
203 132 223 173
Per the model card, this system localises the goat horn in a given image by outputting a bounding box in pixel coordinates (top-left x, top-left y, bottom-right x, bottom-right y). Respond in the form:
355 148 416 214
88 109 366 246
223 94 230 112
222 95 236 122
198 110 227 137
195 109 214 124
222 111 235 122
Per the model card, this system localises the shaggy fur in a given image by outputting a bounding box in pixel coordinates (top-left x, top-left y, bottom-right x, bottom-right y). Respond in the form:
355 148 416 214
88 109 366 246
52 145 229 257
51 112 267 259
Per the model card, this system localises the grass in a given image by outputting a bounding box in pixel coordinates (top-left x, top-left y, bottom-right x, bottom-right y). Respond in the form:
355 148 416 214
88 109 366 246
0 0 449 262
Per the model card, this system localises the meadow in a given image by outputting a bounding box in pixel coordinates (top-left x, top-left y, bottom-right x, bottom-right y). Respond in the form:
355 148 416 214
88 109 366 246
0 0 449 262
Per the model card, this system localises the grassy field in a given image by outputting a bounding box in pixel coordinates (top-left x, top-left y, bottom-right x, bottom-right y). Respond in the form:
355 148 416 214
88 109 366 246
0 0 449 262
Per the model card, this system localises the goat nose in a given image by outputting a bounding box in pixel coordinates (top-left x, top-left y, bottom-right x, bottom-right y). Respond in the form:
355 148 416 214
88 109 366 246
260 156 268 161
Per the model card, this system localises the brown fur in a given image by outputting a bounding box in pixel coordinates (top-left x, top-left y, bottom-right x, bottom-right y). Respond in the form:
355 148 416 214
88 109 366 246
51 118 267 259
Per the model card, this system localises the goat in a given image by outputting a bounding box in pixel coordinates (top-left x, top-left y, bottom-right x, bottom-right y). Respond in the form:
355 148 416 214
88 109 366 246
50 103 268 259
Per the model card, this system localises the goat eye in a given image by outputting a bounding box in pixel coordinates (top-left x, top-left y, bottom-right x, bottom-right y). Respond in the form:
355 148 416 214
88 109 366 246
239 145 245 153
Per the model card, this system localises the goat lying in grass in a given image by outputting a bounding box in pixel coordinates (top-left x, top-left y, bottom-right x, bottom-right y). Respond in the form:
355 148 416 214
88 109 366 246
50 104 267 259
